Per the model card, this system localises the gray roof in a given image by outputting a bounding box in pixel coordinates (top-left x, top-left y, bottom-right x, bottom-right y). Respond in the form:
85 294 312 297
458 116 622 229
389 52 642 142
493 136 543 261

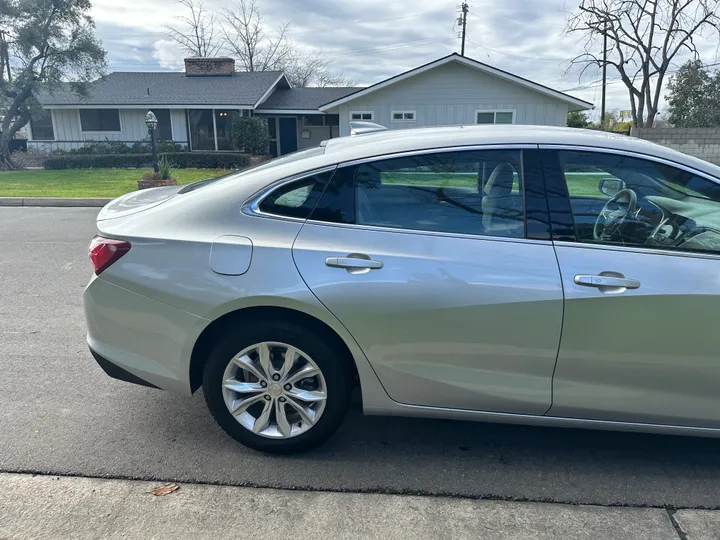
257 87 363 110
39 71 286 107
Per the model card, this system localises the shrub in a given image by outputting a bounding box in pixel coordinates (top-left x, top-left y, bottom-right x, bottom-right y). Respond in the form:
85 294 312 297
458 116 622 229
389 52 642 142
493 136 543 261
54 140 187 155
232 117 269 155
44 152 250 170
157 154 175 180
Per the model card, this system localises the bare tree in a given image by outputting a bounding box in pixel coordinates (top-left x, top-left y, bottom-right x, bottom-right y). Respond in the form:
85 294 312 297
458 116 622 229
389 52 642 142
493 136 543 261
165 0 221 57
566 0 720 127
221 0 291 71
283 51 358 87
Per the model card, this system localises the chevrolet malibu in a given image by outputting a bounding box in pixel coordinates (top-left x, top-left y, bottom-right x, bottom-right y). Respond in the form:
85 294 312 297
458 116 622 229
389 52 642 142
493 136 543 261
84 123 720 453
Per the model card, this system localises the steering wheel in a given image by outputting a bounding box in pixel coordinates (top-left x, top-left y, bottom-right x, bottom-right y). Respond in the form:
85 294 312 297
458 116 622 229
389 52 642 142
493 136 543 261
593 188 638 241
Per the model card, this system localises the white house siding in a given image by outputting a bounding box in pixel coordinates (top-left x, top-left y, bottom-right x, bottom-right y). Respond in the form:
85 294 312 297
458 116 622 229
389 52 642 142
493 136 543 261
170 110 187 142
28 108 189 151
338 62 570 136
297 124 340 150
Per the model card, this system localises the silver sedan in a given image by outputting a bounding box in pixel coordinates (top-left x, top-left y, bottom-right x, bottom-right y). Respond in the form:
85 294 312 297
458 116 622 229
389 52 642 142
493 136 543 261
84 123 720 453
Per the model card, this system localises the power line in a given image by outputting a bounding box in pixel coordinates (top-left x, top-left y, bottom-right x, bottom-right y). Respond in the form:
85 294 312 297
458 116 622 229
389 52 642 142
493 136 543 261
327 35 456 59
466 39 566 61
284 9 448 34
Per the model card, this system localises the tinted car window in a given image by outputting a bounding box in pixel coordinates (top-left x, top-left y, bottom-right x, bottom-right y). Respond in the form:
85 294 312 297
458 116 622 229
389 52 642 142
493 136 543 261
258 171 334 219
310 149 525 238
557 150 720 255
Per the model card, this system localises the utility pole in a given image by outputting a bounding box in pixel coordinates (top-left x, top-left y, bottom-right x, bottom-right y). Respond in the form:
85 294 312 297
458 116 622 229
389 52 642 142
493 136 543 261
459 3 469 56
600 20 607 128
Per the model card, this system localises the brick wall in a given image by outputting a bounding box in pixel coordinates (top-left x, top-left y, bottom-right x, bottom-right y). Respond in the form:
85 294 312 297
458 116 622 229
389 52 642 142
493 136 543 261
184 57 235 76
630 127 720 166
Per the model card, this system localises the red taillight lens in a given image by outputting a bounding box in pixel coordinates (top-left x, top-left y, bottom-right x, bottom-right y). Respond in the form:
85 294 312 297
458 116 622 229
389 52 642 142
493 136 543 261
89 235 131 275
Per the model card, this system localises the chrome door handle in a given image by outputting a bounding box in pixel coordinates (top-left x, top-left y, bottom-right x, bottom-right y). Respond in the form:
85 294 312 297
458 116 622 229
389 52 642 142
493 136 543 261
325 256 383 270
574 274 640 290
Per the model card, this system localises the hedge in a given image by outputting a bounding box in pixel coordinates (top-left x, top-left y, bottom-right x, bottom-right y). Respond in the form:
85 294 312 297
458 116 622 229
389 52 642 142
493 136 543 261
44 152 250 170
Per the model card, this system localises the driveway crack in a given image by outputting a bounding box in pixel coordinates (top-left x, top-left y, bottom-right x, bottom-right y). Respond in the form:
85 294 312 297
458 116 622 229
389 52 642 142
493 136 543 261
667 508 688 540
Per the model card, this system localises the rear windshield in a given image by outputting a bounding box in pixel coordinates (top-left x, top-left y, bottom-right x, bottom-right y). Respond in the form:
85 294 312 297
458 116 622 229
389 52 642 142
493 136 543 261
178 146 326 194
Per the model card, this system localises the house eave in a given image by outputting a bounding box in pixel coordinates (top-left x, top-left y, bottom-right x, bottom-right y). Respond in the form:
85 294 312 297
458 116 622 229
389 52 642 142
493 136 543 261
319 53 593 111
42 104 257 110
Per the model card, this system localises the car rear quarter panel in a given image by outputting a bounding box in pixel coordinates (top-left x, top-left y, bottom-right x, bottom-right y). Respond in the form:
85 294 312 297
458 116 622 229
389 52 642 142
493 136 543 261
95 200 390 406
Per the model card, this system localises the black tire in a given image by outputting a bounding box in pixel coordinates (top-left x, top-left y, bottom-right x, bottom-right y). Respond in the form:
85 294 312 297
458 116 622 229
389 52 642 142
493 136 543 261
202 319 352 454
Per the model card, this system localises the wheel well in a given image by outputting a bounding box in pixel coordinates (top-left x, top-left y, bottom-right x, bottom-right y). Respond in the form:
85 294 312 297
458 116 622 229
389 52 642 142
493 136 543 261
189 306 359 393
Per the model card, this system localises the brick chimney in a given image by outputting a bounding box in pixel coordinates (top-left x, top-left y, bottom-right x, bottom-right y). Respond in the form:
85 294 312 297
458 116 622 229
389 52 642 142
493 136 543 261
184 57 235 76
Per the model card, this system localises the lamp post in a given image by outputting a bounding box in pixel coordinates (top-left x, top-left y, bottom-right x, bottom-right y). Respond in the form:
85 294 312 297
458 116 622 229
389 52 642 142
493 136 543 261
145 111 159 173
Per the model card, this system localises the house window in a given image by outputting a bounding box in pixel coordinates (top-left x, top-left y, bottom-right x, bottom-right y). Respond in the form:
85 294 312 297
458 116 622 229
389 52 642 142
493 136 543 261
325 114 340 126
475 110 515 125
391 110 416 122
303 115 325 126
79 109 121 131
350 111 373 121
30 111 54 141
151 109 172 140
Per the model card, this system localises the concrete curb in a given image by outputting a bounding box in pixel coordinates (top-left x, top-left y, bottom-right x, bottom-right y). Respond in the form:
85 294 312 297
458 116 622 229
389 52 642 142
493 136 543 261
0 197 111 207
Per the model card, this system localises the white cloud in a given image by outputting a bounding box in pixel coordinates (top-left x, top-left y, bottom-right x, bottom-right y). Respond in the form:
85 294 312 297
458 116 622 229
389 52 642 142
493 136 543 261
152 39 185 70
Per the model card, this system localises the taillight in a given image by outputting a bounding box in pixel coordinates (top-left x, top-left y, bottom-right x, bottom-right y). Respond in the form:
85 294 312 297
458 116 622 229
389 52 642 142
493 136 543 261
89 235 131 275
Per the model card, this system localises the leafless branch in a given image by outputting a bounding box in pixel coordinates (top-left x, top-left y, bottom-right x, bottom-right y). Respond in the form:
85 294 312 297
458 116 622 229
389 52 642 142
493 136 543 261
566 0 720 127
164 0 221 57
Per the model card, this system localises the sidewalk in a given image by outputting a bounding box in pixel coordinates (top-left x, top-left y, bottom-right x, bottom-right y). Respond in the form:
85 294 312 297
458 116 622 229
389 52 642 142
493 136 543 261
1 473 716 539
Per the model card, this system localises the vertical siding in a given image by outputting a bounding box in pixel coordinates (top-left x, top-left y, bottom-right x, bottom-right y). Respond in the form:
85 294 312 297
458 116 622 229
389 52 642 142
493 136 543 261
336 61 580 135
49 108 189 145
171 110 187 143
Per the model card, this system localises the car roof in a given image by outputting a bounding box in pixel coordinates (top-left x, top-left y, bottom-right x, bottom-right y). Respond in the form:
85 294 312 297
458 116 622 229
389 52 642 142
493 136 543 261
321 124 720 177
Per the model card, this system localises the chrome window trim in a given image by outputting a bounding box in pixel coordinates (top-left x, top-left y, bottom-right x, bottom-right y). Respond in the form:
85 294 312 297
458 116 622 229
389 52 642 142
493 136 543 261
553 240 720 261
303 218 550 245
339 143 538 168
242 165 338 222
539 144 720 186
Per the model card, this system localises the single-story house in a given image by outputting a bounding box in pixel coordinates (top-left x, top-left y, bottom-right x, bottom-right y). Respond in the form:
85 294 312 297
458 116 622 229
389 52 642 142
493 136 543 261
29 54 592 157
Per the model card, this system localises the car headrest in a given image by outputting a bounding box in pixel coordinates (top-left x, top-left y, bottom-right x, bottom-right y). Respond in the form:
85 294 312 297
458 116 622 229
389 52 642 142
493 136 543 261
484 163 515 197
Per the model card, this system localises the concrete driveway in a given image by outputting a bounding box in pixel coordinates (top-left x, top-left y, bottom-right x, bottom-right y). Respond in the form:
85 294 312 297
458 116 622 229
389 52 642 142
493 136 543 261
3 207 720 509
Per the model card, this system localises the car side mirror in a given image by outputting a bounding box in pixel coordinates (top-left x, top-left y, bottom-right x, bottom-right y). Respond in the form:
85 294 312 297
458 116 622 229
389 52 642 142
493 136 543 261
599 177 625 197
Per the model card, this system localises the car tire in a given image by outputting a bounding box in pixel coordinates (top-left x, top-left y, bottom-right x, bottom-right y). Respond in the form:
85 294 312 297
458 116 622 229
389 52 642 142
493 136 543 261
202 320 353 454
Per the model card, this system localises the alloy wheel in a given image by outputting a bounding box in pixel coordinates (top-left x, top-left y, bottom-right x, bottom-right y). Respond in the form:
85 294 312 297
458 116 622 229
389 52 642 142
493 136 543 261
221 342 328 439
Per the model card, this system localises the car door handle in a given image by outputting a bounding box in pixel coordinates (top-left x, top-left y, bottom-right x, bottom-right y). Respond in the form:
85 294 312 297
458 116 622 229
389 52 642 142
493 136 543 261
574 274 640 290
325 256 383 270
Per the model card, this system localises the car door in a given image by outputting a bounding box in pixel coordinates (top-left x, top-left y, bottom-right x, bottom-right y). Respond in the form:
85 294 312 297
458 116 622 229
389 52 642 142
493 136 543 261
292 147 564 414
542 147 720 428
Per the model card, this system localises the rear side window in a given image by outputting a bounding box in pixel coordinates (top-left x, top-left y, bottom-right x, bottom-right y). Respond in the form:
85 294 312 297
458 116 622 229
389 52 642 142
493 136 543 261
309 149 526 238
258 170 334 219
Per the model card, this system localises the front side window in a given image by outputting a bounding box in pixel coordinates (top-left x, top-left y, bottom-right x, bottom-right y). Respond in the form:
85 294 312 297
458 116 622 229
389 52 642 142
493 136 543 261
310 149 525 238
556 150 720 255
80 109 121 131
350 111 373 121
476 110 515 125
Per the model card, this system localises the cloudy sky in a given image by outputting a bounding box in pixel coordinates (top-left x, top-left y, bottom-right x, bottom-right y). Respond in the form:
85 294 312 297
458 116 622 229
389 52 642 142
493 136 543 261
90 0 720 121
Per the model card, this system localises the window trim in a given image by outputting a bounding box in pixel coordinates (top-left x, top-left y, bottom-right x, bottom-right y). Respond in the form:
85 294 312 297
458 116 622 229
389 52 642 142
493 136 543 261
312 146 533 241
475 109 516 125
243 165 339 222
78 108 122 133
350 111 374 121
391 110 416 122
542 144 720 259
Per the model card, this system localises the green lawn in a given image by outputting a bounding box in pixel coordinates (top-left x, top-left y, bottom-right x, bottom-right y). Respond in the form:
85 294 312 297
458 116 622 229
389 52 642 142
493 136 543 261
0 168 231 198
0 168 610 200
382 171 609 198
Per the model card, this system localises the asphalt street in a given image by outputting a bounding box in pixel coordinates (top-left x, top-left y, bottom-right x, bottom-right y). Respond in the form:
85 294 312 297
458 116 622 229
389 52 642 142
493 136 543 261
3 206 720 509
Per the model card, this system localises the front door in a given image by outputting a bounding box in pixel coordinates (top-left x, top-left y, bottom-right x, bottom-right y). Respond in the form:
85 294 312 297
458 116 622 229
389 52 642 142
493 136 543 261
293 148 564 414
278 117 297 155
544 148 720 428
